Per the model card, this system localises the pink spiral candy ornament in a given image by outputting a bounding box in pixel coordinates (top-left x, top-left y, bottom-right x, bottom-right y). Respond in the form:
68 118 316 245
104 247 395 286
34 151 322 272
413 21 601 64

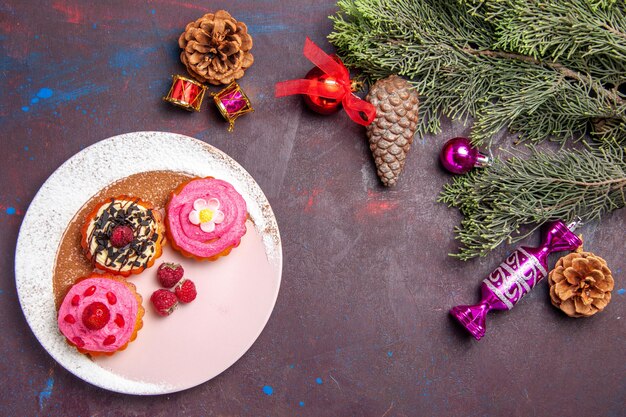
450 220 582 340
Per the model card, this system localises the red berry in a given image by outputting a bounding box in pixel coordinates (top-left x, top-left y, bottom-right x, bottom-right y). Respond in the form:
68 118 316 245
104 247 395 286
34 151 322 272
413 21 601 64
81 302 111 330
157 262 184 288
114 313 125 328
71 295 80 306
84 285 96 296
150 289 178 316
73 337 85 348
110 225 134 248
63 314 76 324
175 279 197 303
103 335 116 346
106 292 117 305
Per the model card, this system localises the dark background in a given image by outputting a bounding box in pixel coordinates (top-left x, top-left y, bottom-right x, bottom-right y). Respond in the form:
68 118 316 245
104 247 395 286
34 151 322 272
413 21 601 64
1 1 624 416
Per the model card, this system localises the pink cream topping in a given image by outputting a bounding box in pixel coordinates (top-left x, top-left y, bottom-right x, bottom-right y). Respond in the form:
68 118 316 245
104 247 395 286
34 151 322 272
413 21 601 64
167 178 247 258
58 277 138 352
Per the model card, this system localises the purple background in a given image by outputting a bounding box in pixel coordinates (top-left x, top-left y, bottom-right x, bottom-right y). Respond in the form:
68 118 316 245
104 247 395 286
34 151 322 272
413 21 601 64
1 1 624 416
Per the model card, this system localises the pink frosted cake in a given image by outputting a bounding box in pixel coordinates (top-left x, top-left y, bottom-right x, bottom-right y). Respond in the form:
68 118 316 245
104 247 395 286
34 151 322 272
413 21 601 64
166 177 248 261
57 274 144 356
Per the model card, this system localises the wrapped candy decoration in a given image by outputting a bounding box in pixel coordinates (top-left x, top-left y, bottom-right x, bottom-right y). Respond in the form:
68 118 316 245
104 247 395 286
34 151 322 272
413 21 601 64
450 220 582 340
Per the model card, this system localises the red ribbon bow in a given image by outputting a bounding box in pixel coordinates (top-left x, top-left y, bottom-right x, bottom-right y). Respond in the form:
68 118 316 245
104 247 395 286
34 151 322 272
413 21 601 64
275 37 376 126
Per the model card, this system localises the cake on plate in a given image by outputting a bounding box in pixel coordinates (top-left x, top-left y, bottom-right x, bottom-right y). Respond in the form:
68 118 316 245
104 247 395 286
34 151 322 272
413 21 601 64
165 177 248 261
81 195 166 277
57 273 144 356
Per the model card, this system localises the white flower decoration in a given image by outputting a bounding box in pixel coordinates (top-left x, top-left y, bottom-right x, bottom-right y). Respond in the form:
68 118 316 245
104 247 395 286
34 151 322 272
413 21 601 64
188 198 225 233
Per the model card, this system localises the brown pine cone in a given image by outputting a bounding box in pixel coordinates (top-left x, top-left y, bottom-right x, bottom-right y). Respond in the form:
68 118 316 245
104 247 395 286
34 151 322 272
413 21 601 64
548 251 615 317
365 75 419 187
178 10 254 85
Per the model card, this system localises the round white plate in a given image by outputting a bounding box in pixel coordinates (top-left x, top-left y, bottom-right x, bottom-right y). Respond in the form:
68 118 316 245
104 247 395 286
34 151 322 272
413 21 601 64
15 132 282 394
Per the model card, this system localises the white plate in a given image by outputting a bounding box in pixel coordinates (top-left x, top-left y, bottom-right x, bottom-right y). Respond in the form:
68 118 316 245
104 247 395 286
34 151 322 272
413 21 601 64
15 132 282 394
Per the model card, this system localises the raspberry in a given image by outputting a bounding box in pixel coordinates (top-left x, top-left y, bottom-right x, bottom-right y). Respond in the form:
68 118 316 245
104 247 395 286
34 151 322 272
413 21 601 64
103 335 116 346
114 313 125 328
175 279 197 303
73 337 85 348
110 225 134 248
150 289 178 316
106 292 117 305
157 262 184 288
82 302 111 330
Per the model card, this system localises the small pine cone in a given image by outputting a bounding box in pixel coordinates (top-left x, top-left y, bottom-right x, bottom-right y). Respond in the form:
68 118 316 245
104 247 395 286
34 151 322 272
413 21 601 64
178 10 254 85
548 251 614 317
365 75 419 187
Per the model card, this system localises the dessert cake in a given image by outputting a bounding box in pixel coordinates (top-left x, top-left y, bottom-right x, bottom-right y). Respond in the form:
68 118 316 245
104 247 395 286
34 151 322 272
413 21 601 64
53 171 192 308
81 196 166 277
57 273 144 355
165 177 248 261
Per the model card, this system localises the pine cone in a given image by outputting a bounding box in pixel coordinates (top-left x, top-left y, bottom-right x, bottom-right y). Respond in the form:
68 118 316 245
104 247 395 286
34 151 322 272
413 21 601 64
178 10 254 85
548 251 614 317
365 75 419 187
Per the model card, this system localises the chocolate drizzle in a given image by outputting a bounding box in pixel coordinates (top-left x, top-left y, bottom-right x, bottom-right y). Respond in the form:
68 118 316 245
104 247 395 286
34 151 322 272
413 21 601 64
86 198 161 273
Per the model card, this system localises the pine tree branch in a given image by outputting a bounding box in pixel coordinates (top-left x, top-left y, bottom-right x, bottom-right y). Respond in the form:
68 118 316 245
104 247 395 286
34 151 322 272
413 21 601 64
329 0 626 146
330 0 626 259
466 0 626 79
438 143 626 260
601 22 626 41
552 177 626 187
462 47 625 106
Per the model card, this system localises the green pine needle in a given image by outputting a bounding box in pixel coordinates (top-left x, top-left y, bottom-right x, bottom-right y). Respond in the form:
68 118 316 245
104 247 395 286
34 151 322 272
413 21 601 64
328 0 626 146
438 144 626 260
330 0 626 259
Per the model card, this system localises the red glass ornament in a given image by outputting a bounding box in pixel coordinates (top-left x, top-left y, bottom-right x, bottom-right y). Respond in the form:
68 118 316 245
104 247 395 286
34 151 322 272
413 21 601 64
275 37 376 126
302 55 343 114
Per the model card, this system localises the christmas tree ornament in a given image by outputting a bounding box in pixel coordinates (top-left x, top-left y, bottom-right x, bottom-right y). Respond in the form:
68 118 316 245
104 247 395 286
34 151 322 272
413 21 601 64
365 75 420 187
275 37 376 126
450 219 582 340
548 248 614 318
163 75 207 112
179 10 254 85
439 137 490 174
213 81 253 131
301 55 345 114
